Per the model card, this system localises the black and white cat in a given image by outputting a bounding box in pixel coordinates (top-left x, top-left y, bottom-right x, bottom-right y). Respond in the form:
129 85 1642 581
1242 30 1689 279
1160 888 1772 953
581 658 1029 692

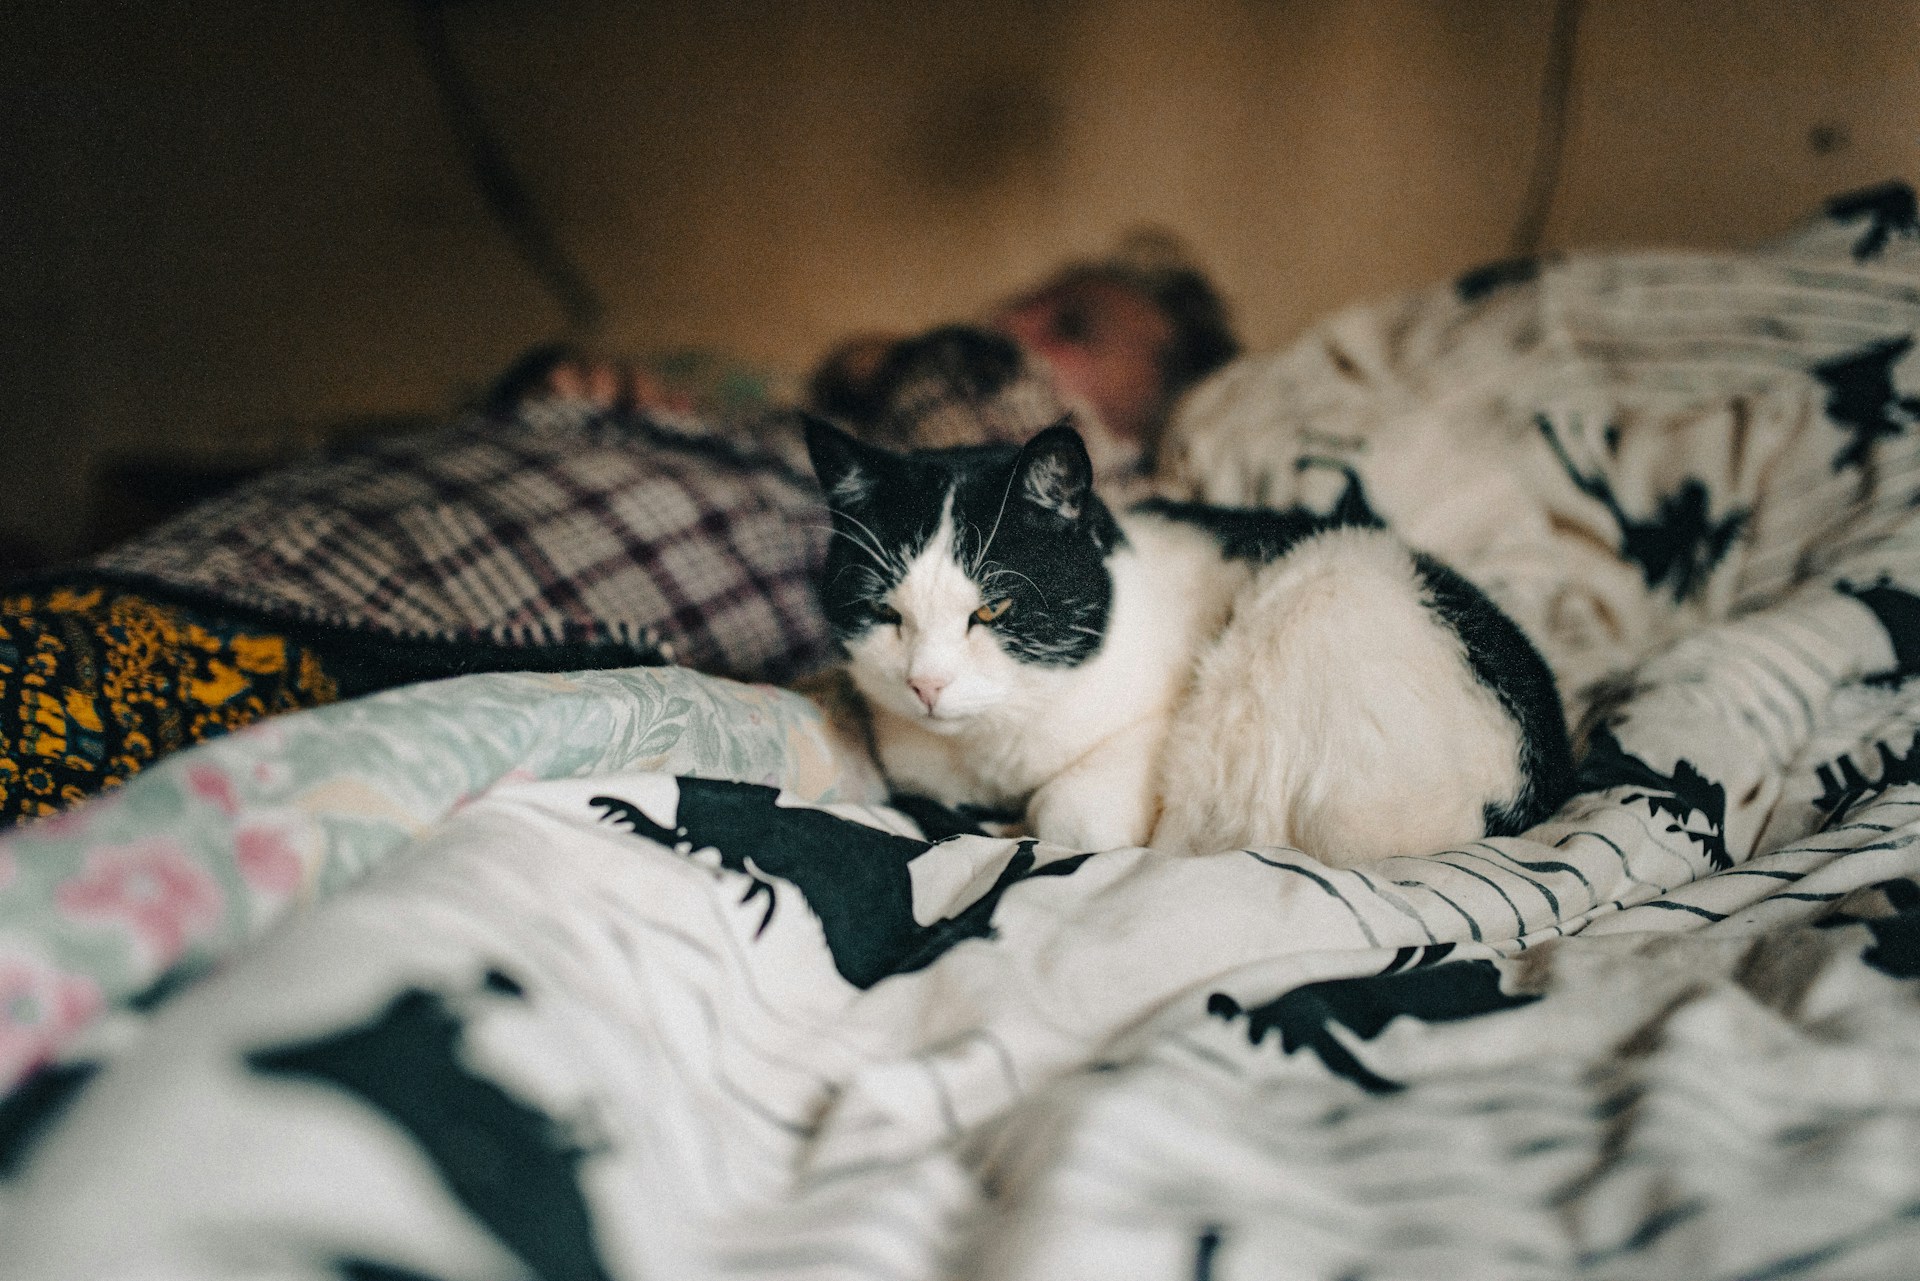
805 417 1574 864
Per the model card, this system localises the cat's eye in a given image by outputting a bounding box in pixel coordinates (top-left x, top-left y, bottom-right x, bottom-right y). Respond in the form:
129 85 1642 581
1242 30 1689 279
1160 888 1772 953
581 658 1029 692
973 597 1013 625
871 602 902 626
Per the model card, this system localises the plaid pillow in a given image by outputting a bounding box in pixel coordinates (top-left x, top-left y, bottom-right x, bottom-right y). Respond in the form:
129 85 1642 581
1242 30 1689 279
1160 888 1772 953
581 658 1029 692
89 403 837 684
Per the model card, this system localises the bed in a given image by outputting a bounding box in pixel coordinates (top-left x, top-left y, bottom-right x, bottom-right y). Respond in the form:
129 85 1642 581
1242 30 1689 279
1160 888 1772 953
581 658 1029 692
1 182 1918 1280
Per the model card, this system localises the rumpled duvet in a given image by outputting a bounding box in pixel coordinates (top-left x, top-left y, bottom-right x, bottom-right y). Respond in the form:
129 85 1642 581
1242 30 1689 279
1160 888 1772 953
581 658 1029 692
3 183 1920 1280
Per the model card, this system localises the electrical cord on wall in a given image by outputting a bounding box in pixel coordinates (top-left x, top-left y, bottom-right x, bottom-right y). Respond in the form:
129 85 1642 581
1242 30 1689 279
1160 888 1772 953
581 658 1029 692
1509 0 1583 258
409 0 605 334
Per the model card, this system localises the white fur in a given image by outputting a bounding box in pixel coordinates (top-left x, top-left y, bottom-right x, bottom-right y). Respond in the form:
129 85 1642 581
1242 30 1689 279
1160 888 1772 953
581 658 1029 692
851 509 1525 861
1153 527 1523 865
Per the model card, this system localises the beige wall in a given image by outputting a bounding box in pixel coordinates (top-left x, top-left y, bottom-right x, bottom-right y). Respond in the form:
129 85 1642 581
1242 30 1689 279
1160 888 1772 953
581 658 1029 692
4 0 1916 560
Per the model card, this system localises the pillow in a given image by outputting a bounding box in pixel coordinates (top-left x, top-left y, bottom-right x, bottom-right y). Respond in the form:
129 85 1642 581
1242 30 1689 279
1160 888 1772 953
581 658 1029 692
86 402 838 685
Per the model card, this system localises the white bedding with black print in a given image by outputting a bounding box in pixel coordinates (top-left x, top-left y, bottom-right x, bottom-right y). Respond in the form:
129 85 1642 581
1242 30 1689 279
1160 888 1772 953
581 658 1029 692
3 183 1920 1281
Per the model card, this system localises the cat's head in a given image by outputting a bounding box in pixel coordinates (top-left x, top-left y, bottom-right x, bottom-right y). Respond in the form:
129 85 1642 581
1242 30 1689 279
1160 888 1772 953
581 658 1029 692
805 416 1123 729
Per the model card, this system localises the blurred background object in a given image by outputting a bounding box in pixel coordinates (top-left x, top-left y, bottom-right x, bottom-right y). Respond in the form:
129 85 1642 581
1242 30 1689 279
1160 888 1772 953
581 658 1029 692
4 0 1916 569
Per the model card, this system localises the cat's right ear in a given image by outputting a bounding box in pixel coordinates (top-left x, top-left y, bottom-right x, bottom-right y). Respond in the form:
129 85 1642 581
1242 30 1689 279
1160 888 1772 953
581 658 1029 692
803 413 887 510
1013 418 1094 524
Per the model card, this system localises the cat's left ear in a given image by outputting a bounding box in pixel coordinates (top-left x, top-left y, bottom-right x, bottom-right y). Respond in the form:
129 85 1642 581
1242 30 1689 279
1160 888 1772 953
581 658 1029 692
803 413 888 510
1014 418 1094 523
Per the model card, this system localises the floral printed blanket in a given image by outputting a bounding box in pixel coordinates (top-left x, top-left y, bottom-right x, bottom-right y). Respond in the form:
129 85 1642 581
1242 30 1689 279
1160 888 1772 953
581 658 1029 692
0 666 882 1092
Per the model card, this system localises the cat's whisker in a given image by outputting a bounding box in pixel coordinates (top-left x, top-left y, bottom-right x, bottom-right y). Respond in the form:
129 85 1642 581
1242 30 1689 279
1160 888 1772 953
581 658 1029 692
972 468 1020 576
981 563 1048 609
828 516 904 578
957 513 991 578
832 508 892 561
829 520 890 568
828 562 887 600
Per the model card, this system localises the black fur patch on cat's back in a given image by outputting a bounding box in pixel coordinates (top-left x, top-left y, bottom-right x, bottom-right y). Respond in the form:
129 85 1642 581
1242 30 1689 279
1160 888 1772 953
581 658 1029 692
1132 497 1375 564
1411 554 1575 836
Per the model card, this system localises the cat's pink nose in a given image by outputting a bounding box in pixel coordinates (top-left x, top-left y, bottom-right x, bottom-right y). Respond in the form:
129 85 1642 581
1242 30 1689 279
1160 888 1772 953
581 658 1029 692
909 676 948 713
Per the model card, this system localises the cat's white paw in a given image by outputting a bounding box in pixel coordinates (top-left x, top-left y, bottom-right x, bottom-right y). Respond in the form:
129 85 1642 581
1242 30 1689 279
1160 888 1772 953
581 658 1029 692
1026 779 1155 852
1024 714 1170 850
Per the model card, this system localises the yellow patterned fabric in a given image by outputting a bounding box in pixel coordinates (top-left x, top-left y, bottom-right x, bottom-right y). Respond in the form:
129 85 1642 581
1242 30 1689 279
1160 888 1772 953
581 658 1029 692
0 586 338 824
